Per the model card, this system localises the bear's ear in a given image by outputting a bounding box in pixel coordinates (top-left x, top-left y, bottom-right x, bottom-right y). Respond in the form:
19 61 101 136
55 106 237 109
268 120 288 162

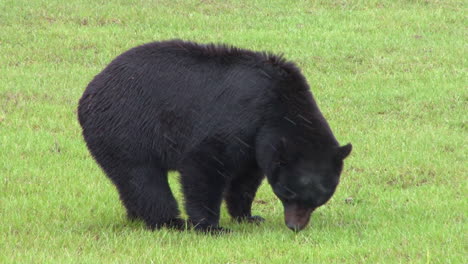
336 143 352 160
272 137 291 165
277 137 288 160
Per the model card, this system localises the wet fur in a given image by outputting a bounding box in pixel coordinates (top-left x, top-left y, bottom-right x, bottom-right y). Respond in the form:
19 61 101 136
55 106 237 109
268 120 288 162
78 40 341 231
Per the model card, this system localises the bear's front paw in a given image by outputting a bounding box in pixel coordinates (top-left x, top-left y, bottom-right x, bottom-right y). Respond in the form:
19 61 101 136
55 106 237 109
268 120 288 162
247 215 265 223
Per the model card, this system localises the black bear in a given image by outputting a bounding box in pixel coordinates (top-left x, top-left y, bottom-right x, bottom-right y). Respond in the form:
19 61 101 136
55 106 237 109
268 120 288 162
78 40 352 233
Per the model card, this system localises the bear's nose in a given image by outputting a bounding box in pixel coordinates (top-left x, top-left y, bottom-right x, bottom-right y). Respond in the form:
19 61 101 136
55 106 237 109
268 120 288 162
284 203 314 232
286 223 304 232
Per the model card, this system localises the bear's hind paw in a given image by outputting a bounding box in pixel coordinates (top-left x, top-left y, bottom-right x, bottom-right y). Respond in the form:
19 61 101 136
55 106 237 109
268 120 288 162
194 224 232 235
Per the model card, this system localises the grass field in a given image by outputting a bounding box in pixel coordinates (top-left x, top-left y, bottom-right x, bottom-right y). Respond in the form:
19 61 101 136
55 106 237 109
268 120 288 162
1 0 466 263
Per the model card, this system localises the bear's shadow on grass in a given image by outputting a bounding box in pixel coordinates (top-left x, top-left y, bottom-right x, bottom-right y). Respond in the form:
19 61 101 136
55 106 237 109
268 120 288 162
82 209 352 237
83 219 143 234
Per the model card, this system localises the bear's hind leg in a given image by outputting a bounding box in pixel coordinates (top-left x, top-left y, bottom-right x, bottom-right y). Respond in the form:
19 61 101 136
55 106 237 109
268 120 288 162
110 164 185 230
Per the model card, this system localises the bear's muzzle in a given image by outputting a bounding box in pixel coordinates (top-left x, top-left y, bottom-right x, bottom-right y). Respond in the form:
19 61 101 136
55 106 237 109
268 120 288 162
284 203 315 232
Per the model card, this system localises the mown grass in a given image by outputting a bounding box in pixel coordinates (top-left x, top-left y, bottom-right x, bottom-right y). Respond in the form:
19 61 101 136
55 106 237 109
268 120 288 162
1 0 466 263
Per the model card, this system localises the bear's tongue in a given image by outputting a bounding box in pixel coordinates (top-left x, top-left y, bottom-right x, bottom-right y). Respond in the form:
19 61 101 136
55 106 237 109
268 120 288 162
284 204 314 232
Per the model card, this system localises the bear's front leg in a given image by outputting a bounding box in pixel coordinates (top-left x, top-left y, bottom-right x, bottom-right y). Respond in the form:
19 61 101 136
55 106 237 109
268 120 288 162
225 167 265 223
180 163 230 234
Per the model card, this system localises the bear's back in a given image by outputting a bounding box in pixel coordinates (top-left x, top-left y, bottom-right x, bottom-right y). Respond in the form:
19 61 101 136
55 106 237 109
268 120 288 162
78 40 311 168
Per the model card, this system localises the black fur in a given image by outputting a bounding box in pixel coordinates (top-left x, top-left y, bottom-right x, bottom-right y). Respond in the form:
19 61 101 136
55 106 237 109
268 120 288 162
78 40 351 232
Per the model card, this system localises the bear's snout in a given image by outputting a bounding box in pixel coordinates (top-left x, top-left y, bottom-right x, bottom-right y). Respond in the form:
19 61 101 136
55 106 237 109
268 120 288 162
284 204 314 232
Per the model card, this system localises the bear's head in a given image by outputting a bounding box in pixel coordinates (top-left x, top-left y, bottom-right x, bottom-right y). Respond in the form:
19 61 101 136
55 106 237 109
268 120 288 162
267 139 352 232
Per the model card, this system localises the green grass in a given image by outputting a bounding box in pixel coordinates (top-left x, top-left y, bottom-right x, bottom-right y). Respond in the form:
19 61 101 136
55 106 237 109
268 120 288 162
1 0 466 263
